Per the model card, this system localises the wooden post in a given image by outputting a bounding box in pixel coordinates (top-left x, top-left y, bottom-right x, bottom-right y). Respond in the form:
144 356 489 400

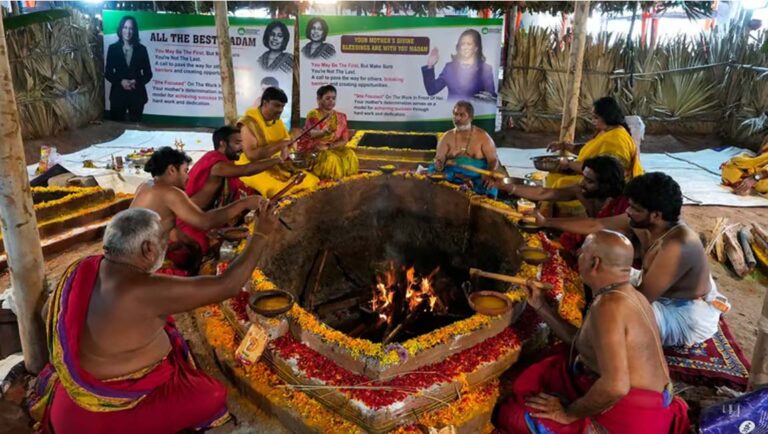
0 18 48 374
502 5 517 83
750 289 768 389
214 1 238 125
292 18 300 128
558 0 590 145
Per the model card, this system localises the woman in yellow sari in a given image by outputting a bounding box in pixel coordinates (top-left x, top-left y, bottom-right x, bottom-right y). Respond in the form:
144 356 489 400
546 96 643 215
721 137 768 196
298 85 358 179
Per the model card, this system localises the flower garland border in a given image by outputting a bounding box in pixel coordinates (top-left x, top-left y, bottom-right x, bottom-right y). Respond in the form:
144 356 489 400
196 304 500 433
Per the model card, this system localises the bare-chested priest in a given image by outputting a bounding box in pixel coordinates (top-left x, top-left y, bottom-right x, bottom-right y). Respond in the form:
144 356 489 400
494 230 689 433
534 172 727 347
131 146 265 272
29 203 280 433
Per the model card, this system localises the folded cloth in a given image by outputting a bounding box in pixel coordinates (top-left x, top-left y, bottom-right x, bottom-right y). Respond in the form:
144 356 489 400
652 276 725 347
28 255 229 433
493 352 689 434
430 155 498 197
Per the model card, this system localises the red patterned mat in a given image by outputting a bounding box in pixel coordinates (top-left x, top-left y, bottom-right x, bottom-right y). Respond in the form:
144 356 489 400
664 318 751 391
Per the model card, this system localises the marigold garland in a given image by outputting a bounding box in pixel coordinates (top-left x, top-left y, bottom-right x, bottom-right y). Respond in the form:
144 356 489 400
31 186 105 212
196 305 362 433
270 327 519 409
391 380 499 433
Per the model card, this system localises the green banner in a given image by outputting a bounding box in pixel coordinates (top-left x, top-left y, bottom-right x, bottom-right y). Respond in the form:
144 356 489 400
298 15 502 133
103 10 294 127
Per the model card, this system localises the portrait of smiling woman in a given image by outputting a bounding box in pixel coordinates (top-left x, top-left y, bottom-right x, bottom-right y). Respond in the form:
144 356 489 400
258 21 293 73
301 17 336 59
105 15 153 121
421 28 496 101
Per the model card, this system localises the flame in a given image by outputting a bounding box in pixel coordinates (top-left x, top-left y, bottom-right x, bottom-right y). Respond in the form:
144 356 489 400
371 264 443 325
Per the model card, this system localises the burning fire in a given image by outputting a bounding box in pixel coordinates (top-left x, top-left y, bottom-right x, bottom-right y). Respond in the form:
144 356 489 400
372 263 444 324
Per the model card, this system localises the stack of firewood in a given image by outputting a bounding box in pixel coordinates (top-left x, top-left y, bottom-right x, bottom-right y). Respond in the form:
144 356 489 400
706 219 768 277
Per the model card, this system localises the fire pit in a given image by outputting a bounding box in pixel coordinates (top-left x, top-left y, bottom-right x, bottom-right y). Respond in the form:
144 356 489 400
210 173 563 432
255 173 527 374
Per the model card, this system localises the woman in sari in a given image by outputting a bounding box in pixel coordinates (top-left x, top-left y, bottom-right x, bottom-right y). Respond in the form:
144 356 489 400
545 96 643 215
298 85 358 179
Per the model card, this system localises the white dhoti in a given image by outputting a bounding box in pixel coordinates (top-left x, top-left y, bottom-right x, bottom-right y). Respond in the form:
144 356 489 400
651 276 727 347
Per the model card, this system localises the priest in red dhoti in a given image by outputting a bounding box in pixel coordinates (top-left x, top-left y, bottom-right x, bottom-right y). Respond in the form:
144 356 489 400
29 205 280 433
493 231 689 434
176 125 280 256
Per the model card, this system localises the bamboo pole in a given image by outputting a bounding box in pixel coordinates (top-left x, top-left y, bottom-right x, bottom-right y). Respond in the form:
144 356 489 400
558 0 590 145
750 289 768 389
0 18 48 373
214 1 238 125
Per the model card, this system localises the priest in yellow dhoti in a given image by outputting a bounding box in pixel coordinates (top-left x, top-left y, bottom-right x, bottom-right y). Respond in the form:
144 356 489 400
545 97 643 215
721 137 768 196
236 87 319 198
297 84 358 179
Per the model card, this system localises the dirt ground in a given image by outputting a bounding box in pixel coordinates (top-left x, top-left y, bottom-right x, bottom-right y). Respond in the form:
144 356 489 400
1 123 766 431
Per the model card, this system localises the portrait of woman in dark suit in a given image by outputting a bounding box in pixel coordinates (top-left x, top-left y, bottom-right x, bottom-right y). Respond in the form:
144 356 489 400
105 16 153 122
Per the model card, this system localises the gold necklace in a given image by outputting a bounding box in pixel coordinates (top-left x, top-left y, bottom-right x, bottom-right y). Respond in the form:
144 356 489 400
453 127 472 154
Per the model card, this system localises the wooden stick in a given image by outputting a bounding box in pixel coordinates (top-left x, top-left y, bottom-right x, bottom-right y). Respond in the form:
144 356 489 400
285 113 331 148
307 249 328 312
470 200 536 223
445 161 505 179
269 172 306 203
469 268 552 291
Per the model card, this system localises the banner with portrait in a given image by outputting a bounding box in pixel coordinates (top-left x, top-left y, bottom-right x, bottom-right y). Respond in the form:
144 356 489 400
298 16 503 132
103 11 294 127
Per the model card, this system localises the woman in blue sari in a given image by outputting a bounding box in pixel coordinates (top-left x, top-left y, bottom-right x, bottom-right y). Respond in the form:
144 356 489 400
431 101 501 197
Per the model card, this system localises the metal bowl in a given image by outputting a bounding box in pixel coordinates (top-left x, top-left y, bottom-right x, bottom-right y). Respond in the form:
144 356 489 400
515 220 544 234
249 290 295 317
128 156 150 168
379 164 397 174
501 176 537 187
531 155 576 173
468 291 512 316
289 152 317 170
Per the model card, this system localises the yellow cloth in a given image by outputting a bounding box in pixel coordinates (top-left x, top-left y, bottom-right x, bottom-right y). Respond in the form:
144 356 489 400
302 109 359 179
721 145 768 195
545 127 643 215
313 147 359 179
236 107 319 198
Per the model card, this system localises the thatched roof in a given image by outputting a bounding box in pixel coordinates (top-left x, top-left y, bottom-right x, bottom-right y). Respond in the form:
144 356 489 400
91 1 713 19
